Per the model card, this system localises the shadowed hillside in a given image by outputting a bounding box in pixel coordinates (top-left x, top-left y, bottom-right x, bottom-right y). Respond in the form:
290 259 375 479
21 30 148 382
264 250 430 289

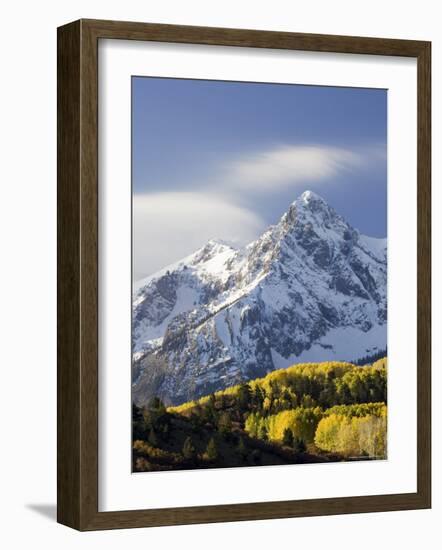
133 357 387 472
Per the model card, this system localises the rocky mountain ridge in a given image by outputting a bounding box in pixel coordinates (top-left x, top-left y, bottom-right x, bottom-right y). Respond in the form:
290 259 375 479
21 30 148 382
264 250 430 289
132 191 387 406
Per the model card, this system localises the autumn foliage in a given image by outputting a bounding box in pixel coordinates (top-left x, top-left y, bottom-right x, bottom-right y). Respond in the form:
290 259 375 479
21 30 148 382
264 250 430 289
133 358 387 471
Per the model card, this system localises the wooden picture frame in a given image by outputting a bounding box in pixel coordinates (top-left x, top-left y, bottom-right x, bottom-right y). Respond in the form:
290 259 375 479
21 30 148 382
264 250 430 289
57 18 431 531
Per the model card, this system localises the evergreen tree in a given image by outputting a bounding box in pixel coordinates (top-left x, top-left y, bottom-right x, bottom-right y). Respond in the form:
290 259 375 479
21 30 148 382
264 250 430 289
132 402 143 422
148 428 158 447
251 449 261 465
259 424 268 441
132 403 146 440
203 394 218 425
282 427 294 447
205 437 219 461
209 393 217 410
182 436 197 461
141 407 152 434
293 436 306 454
148 396 166 414
253 386 265 410
202 402 217 425
237 383 252 410
218 411 232 436
238 437 248 461
219 393 227 409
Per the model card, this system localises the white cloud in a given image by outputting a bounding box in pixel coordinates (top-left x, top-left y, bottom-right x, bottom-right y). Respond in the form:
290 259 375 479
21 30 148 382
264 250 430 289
224 144 362 192
133 143 383 279
133 192 265 279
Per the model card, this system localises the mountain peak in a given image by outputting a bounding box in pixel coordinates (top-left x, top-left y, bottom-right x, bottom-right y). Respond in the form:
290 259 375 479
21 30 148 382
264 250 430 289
206 238 237 249
283 190 333 228
297 190 329 208
300 189 323 201
286 190 331 215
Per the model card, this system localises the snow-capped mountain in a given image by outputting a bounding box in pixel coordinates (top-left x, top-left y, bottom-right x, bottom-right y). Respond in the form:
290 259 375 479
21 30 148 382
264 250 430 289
132 190 387 406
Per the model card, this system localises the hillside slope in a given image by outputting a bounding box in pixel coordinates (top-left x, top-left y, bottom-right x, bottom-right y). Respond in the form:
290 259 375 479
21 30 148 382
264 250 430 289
133 358 387 472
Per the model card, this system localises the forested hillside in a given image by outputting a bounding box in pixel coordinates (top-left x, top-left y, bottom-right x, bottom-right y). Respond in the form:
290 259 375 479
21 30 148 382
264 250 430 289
132 358 387 472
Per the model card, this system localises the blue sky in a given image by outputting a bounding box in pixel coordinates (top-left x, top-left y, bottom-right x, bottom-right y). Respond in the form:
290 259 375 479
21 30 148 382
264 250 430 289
133 77 387 279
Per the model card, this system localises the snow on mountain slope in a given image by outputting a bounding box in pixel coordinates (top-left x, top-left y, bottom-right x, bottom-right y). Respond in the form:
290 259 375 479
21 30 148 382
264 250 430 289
132 190 387 406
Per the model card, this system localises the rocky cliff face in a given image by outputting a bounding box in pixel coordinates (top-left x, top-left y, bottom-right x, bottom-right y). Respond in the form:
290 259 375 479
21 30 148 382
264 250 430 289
132 191 387 406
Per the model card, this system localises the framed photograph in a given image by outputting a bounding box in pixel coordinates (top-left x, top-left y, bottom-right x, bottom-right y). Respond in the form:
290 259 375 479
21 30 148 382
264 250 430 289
57 19 431 530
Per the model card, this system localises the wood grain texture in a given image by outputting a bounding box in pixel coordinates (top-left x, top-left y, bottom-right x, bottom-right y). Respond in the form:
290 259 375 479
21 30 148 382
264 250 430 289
82 18 428 56
57 20 81 529
416 42 431 506
57 19 431 531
